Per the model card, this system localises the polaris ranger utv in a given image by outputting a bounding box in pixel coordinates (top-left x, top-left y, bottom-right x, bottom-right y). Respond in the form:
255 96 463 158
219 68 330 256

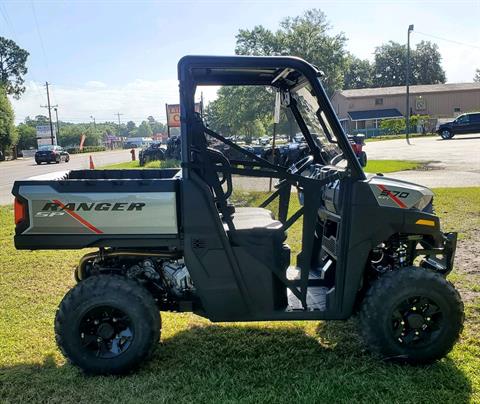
12 56 463 375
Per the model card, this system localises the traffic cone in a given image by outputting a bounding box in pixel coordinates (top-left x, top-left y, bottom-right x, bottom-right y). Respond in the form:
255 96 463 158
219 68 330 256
89 155 95 169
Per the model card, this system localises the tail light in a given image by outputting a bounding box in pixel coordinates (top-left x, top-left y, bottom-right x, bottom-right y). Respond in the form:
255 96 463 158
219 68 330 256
14 198 26 225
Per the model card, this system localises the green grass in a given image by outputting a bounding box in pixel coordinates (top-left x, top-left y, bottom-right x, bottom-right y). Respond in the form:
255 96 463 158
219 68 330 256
364 159 423 173
0 188 479 403
105 159 419 174
101 160 180 169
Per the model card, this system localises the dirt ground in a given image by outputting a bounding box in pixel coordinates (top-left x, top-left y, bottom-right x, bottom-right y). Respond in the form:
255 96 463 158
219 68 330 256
455 231 480 303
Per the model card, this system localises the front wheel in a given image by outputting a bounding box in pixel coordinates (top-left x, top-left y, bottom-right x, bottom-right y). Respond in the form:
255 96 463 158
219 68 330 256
359 267 464 364
440 129 453 140
55 275 160 375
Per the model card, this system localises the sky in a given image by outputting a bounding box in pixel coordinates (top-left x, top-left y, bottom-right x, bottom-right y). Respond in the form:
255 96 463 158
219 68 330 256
2 0 479 124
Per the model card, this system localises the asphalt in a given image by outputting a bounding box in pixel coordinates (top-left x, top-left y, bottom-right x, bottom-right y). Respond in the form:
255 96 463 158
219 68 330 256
366 133 480 187
0 149 132 205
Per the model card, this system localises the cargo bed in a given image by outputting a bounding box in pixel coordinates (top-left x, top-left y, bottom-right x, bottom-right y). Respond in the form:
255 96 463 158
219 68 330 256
12 169 182 250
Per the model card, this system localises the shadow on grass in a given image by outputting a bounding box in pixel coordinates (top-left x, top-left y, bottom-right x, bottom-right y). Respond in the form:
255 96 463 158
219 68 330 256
0 322 472 403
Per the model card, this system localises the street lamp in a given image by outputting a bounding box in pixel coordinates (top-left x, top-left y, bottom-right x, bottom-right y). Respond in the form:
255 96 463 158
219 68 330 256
90 115 97 133
406 24 414 144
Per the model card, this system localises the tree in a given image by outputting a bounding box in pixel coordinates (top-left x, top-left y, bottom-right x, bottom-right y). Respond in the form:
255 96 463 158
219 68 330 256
137 121 153 137
126 120 137 136
413 41 446 85
373 41 408 87
373 40 446 87
0 86 17 155
235 9 348 95
147 116 166 134
0 37 29 98
205 86 275 138
474 69 480 82
16 123 37 150
343 55 373 89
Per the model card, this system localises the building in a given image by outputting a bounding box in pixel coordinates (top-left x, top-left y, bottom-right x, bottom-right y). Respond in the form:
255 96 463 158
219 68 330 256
331 82 480 136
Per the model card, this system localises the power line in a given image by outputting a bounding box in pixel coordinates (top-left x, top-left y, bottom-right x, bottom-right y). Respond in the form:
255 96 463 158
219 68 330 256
0 3 15 36
414 31 480 50
30 0 51 73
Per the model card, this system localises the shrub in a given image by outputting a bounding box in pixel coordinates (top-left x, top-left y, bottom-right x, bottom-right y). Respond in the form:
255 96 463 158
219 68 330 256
67 146 106 154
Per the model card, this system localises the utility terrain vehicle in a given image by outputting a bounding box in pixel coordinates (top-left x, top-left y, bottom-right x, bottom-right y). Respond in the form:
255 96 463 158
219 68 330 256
12 56 463 375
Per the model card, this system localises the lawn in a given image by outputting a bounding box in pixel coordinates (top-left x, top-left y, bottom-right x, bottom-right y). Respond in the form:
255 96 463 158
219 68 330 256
364 159 423 173
102 160 180 169
0 188 479 403
105 159 422 174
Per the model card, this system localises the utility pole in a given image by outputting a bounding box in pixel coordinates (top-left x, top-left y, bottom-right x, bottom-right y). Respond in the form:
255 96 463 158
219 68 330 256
54 107 60 137
406 24 414 145
115 113 123 137
40 82 58 145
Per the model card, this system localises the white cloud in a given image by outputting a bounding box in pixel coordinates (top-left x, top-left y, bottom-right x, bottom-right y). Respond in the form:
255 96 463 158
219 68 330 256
85 80 108 88
11 80 220 125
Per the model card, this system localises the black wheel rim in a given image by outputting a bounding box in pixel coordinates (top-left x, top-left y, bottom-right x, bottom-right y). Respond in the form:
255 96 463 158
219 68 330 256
79 306 134 358
391 296 444 347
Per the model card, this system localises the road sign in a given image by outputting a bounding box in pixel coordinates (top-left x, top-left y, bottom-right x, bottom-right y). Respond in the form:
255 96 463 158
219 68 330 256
36 125 57 146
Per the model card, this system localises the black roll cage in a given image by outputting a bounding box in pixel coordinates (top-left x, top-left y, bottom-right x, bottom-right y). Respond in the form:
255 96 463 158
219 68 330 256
178 55 366 182
178 56 366 309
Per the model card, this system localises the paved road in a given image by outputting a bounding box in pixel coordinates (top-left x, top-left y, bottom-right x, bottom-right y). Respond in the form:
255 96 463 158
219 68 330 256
366 133 480 187
0 149 131 205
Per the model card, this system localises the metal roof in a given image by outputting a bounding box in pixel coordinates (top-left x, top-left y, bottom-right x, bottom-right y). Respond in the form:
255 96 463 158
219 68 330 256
338 82 480 98
348 108 403 121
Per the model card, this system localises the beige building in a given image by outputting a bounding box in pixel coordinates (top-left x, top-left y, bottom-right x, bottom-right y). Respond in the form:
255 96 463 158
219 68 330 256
331 82 480 136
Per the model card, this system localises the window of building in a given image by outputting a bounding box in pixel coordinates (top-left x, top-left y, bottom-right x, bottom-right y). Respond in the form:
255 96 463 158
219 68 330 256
454 107 461 113
375 98 383 105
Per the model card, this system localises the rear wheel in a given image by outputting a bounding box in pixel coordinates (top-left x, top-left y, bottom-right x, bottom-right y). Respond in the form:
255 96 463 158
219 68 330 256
359 267 463 364
55 275 160 375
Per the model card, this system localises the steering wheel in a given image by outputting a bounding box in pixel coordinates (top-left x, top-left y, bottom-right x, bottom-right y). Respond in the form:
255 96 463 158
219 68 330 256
275 155 314 189
288 155 314 175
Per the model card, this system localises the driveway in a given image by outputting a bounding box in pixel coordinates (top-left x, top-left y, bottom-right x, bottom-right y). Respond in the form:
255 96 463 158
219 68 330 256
0 149 132 205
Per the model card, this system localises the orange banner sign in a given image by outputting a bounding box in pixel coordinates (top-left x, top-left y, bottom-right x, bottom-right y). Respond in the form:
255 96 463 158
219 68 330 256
166 103 201 128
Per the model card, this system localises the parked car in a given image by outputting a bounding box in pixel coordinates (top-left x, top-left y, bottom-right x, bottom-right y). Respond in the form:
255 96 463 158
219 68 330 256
139 143 165 166
35 145 70 164
437 112 480 139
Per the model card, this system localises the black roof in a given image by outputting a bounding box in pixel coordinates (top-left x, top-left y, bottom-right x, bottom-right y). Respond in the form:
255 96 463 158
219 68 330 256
177 55 320 86
348 108 403 121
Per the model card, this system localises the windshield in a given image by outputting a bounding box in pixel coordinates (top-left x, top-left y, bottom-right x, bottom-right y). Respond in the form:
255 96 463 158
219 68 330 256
290 81 344 165
38 145 55 151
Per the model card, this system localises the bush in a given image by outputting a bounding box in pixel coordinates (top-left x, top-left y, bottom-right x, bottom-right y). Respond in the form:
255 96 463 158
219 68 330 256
379 118 406 135
144 159 180 168
66 146 106 154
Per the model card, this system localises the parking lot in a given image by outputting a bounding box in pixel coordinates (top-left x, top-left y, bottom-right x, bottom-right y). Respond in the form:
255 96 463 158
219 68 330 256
367 133 480 187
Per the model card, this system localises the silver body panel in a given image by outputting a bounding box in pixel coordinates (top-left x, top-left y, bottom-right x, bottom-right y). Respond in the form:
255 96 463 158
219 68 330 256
18 185 178 235
367 175 433 210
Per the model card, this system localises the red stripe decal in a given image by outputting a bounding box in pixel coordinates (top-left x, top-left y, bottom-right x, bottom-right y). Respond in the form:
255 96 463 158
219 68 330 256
52 199 104 234
376 185 407 209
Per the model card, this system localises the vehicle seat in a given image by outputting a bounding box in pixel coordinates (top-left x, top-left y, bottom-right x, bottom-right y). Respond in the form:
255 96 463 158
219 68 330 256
225 207 287 243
